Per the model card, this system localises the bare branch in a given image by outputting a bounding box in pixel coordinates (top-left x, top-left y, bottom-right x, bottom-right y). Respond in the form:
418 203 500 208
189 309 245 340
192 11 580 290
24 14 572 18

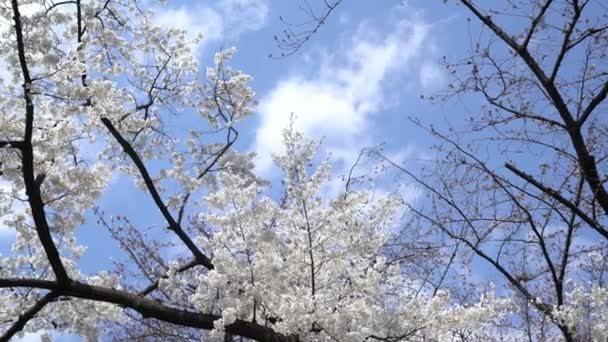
272 0 345 57
505 163 607 238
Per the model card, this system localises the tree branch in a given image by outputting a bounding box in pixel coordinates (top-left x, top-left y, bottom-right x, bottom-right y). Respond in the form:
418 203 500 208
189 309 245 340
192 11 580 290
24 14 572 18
11 0 70 284
0 292 57 342
138 259 199 297
0 141 24 149
522 0 553 49
0 279 298 342
579 80 608 125
100 117 214 270
272 0 344 57
505 162 608 239
460 0 608 218
549 0 585 82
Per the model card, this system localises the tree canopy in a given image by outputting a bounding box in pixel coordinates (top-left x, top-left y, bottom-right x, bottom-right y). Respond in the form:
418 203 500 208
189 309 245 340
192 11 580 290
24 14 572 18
0 0 607 341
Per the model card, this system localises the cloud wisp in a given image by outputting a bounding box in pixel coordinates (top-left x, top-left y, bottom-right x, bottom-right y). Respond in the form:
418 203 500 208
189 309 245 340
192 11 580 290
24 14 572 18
150 0 270 54
253 17 432 175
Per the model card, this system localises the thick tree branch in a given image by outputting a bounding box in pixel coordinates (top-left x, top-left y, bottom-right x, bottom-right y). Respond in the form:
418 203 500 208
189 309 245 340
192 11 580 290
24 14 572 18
549 0 585 82
0 278 57 289
101 117 214 270
579 80 608 125
0 292 57 342
522 0 553 49
460 0 608 217
11 0 70 284
459 1 575 125
0 279 297 342
505 163 608 238
0 141 24 149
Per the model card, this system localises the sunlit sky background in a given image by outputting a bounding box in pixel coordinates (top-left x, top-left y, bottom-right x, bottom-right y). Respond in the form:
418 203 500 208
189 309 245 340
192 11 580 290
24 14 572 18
4 0 500 340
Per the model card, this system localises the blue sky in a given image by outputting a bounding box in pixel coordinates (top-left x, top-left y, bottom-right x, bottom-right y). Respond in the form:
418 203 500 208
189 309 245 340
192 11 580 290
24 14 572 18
3 1 499 340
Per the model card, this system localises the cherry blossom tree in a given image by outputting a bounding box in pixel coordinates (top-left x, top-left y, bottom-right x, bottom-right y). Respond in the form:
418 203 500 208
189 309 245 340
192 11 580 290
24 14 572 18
396 0 608 340
410 1 608 340
276 0 608 341
0 1 507 341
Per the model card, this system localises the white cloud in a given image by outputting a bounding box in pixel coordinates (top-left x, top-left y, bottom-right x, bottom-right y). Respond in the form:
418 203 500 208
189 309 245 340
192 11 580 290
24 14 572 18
151 0 269 54
152 5 224 54
219 0 269 32
253 18 431 173
419 62 445 90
